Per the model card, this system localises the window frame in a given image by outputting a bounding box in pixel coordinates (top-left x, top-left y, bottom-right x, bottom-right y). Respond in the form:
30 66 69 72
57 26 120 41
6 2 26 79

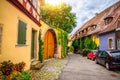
117 39 120 50
17 19 27 45
108 37 114 50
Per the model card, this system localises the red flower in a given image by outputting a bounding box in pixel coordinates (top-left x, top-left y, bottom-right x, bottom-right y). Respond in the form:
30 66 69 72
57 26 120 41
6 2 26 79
7 77 11 80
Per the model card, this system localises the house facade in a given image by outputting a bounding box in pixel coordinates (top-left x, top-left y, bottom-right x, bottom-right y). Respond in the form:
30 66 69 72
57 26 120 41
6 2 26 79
72 1 120 51
0 0 40 70
99 2 120 50
99 32 116 50
116 20 120 50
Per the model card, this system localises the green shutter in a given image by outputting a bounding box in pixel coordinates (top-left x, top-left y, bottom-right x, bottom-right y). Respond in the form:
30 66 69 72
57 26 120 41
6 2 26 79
18 20 26 44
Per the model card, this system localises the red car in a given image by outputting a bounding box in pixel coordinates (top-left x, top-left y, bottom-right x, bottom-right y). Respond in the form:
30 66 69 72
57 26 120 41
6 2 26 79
87 50 98 61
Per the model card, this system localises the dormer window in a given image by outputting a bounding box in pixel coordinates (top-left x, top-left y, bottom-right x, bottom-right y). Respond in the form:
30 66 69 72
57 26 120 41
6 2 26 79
82 30 84 33
84 29 87 33
104 17 113 25
91 24 97 31
88 27 90 31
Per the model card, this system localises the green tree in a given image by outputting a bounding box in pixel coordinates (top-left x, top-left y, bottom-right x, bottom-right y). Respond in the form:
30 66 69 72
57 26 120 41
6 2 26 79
79 38 84 50
72 39 79 53
40 3 76 33
84 37 91 49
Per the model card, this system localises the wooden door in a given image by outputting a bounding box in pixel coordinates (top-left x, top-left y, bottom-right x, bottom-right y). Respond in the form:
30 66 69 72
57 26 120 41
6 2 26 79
44 30 55 59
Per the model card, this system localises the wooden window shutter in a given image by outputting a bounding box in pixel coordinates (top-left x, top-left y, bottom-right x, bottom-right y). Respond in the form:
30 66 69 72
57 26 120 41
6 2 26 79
18 20 27 44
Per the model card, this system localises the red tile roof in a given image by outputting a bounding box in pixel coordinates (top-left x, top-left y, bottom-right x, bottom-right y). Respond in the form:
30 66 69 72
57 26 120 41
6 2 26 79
72 1 120 38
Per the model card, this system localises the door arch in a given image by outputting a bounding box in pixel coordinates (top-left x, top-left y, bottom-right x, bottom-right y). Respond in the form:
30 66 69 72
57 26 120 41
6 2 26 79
44 29 57 59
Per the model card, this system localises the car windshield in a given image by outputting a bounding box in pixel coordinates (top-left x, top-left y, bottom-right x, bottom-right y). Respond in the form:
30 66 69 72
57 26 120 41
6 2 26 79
111 52 120 57
93 50 98 53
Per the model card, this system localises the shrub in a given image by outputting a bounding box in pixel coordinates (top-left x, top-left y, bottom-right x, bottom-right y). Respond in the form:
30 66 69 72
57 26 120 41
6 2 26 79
0 61 25 76
14 62 25 72
72 39 79 53
0 60 14 76
82 49 91 56
8 71 21 80
38 32 44 63
68 45 74 52
19 71 31 80
6 71 31 80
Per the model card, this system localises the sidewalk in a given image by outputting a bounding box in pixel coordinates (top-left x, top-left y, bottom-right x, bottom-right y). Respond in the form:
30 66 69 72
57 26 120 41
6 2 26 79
31 58 68 80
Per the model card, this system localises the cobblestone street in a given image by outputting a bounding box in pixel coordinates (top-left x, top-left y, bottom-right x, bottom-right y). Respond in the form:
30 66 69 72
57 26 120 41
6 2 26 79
31 58 68 80
58 54 120 80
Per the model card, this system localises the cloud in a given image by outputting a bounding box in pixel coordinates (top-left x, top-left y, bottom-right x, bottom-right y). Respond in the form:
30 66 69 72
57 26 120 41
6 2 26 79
62 0 119 34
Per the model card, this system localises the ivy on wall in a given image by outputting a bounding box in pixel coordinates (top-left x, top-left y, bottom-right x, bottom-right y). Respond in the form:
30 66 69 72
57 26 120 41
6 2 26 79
57 29 68 58
38 31 44 63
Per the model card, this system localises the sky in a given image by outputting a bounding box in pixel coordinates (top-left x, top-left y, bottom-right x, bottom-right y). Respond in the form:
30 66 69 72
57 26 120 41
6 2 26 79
45 0 119 34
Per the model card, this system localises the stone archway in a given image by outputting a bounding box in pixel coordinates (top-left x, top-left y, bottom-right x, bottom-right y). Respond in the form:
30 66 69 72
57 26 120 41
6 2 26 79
44 29 57 59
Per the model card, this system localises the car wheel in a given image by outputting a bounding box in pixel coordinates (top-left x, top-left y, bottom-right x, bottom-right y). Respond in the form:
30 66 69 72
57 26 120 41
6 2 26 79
95 59 98 64
105 62 110 70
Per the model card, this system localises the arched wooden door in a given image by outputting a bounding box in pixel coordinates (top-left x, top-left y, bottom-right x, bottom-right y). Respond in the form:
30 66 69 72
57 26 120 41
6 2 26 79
44 30 55 59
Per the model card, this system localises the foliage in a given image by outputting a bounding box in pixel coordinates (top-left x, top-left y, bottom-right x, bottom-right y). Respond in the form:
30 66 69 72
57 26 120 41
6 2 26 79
0 61 31 80
84 36 97 50
4 71 32 80
82 49 91 56
79 38 84 50
72 39 79 53
0 60 14 76
8 71 21 80
40 3 76 33
84 37 91 49
14 62 25 72
72 39 79 47
19 71 31 80
0 60 25 76
91 40 97 49
38 31 44 63
58 29 68 58
68 45 74 52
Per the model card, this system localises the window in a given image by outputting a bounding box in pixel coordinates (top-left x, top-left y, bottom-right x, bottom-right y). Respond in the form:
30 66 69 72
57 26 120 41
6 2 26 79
117 39 120 50
17 20 27 44
108 38 114 50
104 17 113 25
33 0 37 8
0 24 2 54
105 19 109 25
98 51 108 57
90 25 96 31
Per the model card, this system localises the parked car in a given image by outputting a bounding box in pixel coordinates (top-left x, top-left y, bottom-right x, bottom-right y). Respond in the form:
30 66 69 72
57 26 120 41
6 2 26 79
95 50 120 70
87 50 98 61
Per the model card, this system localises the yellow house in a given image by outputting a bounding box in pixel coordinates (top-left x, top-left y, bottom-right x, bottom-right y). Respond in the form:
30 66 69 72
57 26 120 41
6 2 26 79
0 0 41 70
91 34 100 47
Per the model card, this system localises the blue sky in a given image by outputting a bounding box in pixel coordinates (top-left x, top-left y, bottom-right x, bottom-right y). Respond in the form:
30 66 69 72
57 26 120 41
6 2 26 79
62 0 119 34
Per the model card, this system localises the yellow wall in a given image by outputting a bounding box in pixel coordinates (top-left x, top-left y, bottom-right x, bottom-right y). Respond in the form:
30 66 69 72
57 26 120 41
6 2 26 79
0 0 40 70
91 34 100 47
40 20 62 58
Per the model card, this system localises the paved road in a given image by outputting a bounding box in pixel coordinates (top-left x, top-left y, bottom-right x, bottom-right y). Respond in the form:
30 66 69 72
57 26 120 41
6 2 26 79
58 53 120 80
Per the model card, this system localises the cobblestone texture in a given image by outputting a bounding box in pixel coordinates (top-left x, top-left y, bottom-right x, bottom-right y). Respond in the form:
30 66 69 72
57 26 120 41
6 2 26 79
31 58 68 80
